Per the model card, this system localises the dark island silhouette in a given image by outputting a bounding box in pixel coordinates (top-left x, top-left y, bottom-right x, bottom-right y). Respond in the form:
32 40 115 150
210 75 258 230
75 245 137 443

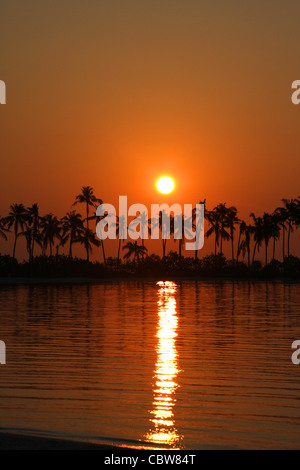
0 186 299 280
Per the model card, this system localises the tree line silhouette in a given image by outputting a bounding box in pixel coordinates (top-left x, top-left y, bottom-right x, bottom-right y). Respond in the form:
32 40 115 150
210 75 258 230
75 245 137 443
0 186 299 278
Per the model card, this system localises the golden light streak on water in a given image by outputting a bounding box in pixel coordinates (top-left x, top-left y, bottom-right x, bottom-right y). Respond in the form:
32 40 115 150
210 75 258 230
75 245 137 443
145 281 183 448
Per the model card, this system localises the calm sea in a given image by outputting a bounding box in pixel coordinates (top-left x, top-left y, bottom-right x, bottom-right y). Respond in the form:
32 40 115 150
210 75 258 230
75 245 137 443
0 280 300 449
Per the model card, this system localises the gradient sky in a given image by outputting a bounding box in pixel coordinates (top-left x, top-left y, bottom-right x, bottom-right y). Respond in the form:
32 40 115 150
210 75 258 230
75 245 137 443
1 0 300 258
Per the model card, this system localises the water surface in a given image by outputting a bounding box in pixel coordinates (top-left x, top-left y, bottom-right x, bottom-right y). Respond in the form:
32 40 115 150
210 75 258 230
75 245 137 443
0 280 300 449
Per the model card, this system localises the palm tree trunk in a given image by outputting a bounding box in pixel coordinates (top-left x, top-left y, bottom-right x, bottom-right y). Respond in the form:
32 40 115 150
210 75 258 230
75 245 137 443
69 235 73 258
13 232 17 258
236 229 242 262
86 203 89 261
287 224 291 257
282 226 285 261
117 239 121 264
32 222 37 258
252 241 257 266
265 241 268 266
272 237 276 261
28 234 33 260
141 238 145 260
101 240 106 265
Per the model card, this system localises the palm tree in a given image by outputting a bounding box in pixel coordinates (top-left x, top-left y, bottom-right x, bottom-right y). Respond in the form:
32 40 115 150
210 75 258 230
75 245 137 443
73 186 102 261
5 203 28 258
215 204 231 254
274 206 288 261
250 213 264 265
116 215 128 264
40 214 61 256
26 203 40 258
238 224 253 268
282 198 298 257
128 210 150 255
87 208 108 265
250 212 273 266
73 186 102 230
0 216 10 242
150 211 173 258
122 241 148 262
205 209 222 255
193 198 206 261
270 211 281 261
262 213 274 265
75 228 100 262
173 214 185 259
61 211 84 258
136 211 149 253
116 214 143 264
236 220 247 262
296 196 300 225
226 206 239 260
18 226 42 260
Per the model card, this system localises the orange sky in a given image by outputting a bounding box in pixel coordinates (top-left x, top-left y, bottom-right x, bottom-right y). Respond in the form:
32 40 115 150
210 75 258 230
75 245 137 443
1 1 300 259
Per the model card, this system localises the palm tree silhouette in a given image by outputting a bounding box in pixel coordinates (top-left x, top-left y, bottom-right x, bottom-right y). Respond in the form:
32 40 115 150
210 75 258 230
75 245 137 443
73 186 102 261
274 205 288 261
26 203 40 258
5 204 28 258
0 216 10 242
296 196 300 224
193 199 206 260
132 211 150 251
150 211 173 258
40 214 61 256
174 212 196 258
19 205 43 260
88 208 109 265
214 203 233 255
250 212 274 266
73 186 102 229
205 210 221 255
263 213 274 265
19 226 42 260
238 223 253 268
61 211 84 258
115 215 129 264
122 241 148 262
1 193 299 268
236 220 247 263
250 213 264 265
226 206 239 260
173 214 184 258
270 211 281 261
281 198 298 257
75 228 100 262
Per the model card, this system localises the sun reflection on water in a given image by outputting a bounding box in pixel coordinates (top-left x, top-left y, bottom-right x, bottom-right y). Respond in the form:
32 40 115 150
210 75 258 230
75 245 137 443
145 281 183 448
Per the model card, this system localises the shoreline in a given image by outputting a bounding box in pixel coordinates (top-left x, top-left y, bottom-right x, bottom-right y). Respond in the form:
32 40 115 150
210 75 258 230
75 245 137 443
0 431 126 450
0 276 299 285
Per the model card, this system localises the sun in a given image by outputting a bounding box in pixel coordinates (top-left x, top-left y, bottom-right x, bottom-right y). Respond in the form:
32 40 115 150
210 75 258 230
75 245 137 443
156 176 175 194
